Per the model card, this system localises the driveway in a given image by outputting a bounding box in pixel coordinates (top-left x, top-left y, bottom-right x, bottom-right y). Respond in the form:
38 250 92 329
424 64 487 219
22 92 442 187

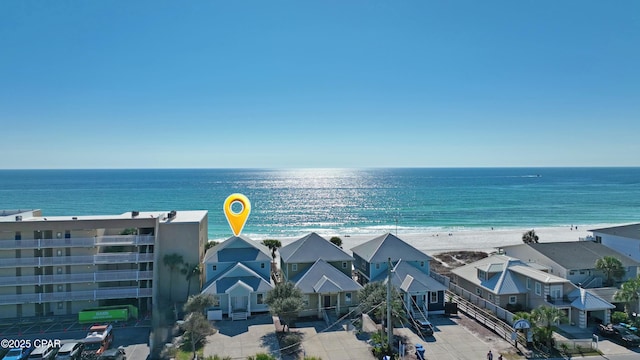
204 315 280 359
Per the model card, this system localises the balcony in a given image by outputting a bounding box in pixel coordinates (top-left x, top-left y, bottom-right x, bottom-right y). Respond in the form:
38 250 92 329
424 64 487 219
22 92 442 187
0 235 155 250
0 270 153 286
0 287 153 305
0 253 154 268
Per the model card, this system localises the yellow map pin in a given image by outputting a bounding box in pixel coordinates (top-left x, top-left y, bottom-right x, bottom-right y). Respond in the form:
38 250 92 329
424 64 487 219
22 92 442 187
224 193 251 236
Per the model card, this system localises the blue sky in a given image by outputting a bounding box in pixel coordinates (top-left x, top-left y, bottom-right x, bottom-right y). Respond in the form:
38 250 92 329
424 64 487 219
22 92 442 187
2 1 639 169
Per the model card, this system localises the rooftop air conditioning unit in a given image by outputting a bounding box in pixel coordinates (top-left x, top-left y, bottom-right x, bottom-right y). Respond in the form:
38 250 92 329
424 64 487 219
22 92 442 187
15 215 22 221
132 211 140 218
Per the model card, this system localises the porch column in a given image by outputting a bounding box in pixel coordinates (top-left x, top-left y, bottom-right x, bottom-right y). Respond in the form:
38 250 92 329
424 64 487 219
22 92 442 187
248 294 251 315
337 293 341 315
604 309 611 324
228 293 231 316
318 293 321 319
579 310 587 329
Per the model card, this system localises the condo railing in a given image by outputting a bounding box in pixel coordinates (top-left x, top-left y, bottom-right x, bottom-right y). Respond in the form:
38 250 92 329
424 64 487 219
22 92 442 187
0 270 153 286
0 235 155 249
0 287 153 305
0 252 155 268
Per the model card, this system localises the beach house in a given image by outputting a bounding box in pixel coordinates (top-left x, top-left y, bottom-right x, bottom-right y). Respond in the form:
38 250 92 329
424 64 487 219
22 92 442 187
279 233 362 318
201 235 273 320
589 223 640 262
451 254 615 328
501 241 640 287
351 233 447 317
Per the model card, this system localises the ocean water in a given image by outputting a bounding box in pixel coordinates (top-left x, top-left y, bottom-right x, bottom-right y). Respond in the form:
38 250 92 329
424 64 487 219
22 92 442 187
1 168 639 241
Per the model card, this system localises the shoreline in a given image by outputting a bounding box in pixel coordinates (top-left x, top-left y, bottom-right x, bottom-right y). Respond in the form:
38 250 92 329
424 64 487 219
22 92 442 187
211 223 619 256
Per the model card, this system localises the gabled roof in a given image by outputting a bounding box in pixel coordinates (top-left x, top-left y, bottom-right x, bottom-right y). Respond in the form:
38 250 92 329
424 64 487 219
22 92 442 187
590 223 640 240
291 259 363 294
568 288 615 310
280 232 353 263
203 235 271 263
503 241 640 269
201 262 273 294
351 233 432 263
372 260 447 293
452 255 538 295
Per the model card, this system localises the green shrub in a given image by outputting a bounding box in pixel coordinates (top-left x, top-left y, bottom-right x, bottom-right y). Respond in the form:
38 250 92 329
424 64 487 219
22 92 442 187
247 354 277 360
612 311 629 324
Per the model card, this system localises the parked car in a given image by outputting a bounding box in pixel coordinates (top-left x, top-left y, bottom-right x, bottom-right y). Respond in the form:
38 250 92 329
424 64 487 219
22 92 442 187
3 348 34 360
28 346 56 360
412 319 435 337
96 348 125 360
598 324 640 348
55 342 84 360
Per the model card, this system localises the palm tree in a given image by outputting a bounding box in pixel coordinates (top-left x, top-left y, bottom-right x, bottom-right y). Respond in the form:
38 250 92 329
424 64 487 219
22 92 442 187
163 253 184 302
522 229 539 244
262 239 282 260
531 305 567 347
614 276 640 317
595 256 625 286
181 262 202 301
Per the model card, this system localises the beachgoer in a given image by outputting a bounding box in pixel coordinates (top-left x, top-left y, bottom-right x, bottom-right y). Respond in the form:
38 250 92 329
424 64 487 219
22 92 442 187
498 354 503 360
487 350 493 360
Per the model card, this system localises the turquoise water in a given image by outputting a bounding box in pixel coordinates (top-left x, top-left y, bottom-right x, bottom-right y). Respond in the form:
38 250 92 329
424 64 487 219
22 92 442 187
1 168 639 240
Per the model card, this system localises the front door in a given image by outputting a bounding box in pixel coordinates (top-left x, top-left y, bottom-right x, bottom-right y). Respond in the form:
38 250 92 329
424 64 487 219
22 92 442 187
411 295 418 307
324 295 331 309
232 296 247 311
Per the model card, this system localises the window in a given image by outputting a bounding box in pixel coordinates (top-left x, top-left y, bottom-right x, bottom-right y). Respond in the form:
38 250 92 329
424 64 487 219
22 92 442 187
488 294 494 301
261 263 265 269
257 293 264 304
212 296 220 307
292 264 298 271
509 296 517 304
535 282 542 296
56 249 62 256
345 292 352 304
375 263 380 269
579 271 585 275
212 265 217 271
15 232 21 240
342 262 347 269
476 288 482 296
57 267 63 274
478 270 486 281
57 302 64 309
430 292 438 303
57 285 63 292
569 271 575 275
420 261 425 267
526 278 531 289
303 295 309 307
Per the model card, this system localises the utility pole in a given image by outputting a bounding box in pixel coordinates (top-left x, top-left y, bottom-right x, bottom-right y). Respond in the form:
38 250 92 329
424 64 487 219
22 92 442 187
387 257 393 350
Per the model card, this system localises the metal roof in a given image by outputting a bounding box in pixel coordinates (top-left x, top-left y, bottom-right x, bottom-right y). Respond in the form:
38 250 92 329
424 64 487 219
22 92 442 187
351 233 433 263
279 232 353 263
292 259 362 294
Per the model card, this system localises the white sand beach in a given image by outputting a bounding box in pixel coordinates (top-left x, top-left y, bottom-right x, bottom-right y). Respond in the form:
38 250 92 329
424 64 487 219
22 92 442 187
275 224 615 256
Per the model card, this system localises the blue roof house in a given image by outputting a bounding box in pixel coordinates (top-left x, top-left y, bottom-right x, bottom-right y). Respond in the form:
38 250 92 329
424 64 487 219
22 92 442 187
280 233 363 318
351 233 448 318
201 235 273 320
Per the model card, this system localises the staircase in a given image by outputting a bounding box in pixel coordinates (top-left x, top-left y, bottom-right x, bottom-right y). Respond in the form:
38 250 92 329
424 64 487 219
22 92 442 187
411 304 428 322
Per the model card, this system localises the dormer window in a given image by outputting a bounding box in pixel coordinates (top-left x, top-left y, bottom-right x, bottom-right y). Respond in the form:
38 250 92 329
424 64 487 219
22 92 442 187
478 270 486 281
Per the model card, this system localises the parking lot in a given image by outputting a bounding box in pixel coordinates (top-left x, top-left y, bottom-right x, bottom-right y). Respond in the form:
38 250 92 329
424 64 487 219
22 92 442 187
0 318 150 360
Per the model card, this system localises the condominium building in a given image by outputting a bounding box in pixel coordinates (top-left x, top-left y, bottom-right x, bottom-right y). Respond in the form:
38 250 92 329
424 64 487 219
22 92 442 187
0 209 208 319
